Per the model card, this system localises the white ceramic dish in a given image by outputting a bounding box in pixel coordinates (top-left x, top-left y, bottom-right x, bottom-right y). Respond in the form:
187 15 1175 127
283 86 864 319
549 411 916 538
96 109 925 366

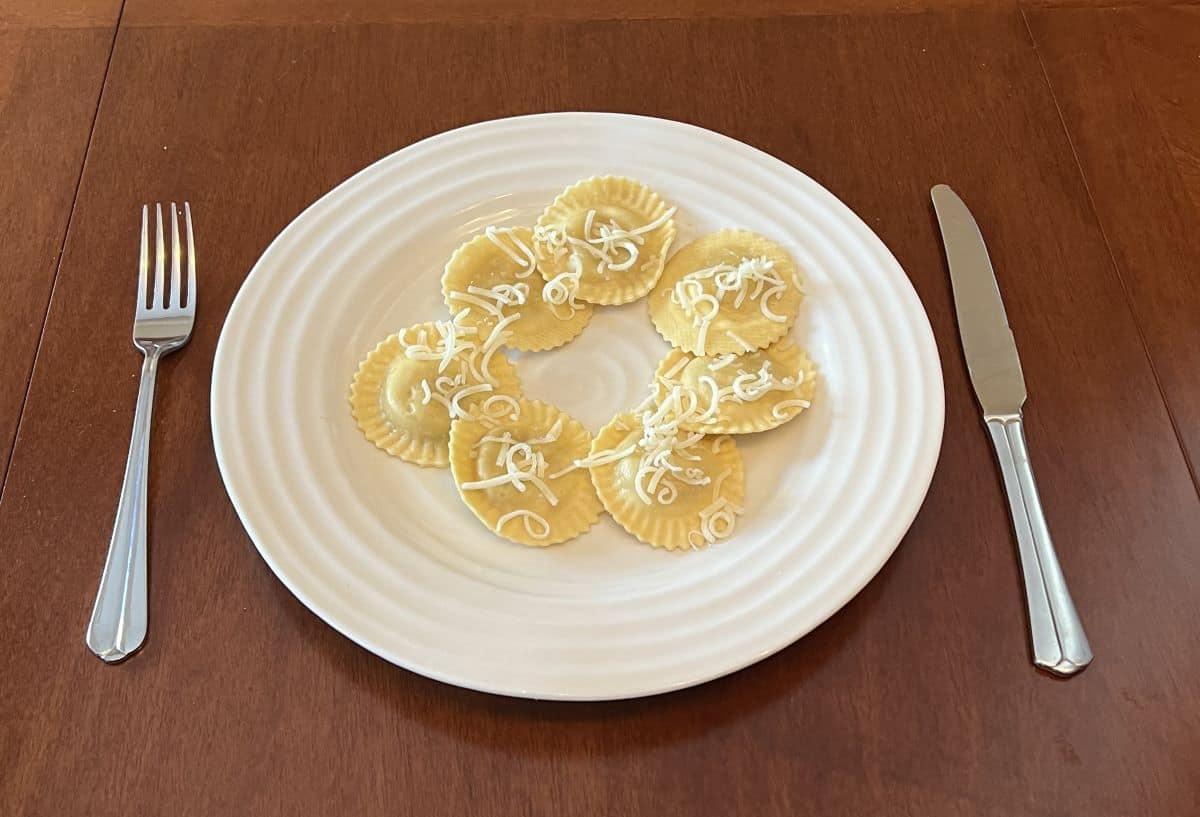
212 113 944 700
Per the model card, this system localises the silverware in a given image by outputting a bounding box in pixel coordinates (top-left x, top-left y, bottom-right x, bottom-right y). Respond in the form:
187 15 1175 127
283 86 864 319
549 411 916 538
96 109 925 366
931 184 1092 677
86 203 196 663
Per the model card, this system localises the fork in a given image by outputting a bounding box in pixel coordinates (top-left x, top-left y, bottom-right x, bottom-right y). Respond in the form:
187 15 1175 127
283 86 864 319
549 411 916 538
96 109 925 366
86 202 196 663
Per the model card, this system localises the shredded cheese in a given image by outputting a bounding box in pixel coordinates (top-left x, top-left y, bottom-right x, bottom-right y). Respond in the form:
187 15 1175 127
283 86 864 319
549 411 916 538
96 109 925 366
533 224 569 260
496 509 551 540
659 359 801 427
402 309 479 373
484 226 537 278
478 394 521 422
661 356 690 381
670 255 790 354
460 439 559 506
685 468 744 550
727 330 755 354
541 254 585 320
450 280 529 322
462 416 567 506
448 290 504 317
770 398 812 420
479 312 520 385
536 206 676 278
582 385 712 506
413 373 491 420
449 383 493 419
548 442 637 480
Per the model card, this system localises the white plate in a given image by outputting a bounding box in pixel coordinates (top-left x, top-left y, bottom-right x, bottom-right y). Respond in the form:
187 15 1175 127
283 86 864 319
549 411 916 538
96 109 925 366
212 113 944 700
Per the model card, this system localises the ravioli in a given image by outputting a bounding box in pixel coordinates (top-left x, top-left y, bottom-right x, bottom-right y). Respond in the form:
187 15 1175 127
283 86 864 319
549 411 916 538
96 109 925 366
584 392 745 551
649 230 802 355
442 226 593 351
349 317 520 467
449 398 603 546
652 339 817 434
534 176 677 305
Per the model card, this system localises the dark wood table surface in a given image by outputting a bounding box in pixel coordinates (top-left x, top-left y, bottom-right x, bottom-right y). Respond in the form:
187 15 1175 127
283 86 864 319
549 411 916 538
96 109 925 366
3 1 1198 814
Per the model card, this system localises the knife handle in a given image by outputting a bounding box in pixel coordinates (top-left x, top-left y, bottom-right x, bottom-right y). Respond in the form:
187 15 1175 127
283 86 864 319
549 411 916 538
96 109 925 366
985 415 1093 676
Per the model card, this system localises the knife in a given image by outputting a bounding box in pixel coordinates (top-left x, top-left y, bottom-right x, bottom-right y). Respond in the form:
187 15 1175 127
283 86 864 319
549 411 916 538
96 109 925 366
931 184 1093 677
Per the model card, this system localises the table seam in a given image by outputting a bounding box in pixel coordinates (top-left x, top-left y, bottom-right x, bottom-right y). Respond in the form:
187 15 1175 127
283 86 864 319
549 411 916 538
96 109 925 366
0 0 129 501
1020 5 1200 497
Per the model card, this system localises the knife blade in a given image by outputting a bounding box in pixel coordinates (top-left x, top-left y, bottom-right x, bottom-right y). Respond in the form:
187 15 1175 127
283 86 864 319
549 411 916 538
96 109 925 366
931 183 1093 677
931 184 1026 418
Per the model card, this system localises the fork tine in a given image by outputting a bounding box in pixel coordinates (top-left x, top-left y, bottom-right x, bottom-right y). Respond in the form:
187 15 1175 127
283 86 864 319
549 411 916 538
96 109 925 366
184 202 196 310
154 203 166 309
138 205 149 311
169 202 182 309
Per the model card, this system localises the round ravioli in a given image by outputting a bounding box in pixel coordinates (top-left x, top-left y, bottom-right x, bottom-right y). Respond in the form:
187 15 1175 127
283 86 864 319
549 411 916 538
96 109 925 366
349 318 520 467
652 339 818 434
650 230 803 355
534 176 677 306
442 226 593 351
586 403 745 551
449 398 603 546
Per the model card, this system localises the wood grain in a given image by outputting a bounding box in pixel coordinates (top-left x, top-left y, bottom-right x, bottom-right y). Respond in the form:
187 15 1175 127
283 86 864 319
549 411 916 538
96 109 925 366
120 0 1176 27
0 25 114 484
0 0 119 28
1027 4 1200 484
2 10 1199 817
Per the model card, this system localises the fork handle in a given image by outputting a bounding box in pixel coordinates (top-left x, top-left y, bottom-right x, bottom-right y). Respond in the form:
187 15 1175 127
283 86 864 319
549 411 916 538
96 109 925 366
87 350 160 662
985 414 1093 676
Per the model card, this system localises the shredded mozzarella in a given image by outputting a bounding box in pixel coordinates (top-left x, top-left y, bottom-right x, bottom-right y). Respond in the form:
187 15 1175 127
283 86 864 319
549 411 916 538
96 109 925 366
448 290 504 317
449 383 493 419
402 310 479 374
727 330 755 354
535 206 675 279
526 416 564 447
414 372 489 419
582 385 712 506
468 282 528 306
758 284 788 322
450 280 529 323
685 468 744 549
485 226 537 277
658 358 801 426
462 415 569 505
533 224 569 260
479 394 521 422
670 255 790 354
541 254 585 320
460 440 559 506
479 312 520 385
661 356 690 381
550 442 638 479
496 509 551 540
771 398 812 420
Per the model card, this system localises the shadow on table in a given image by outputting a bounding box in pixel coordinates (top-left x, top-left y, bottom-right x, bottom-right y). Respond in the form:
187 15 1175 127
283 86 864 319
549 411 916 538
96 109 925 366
278 549 897 758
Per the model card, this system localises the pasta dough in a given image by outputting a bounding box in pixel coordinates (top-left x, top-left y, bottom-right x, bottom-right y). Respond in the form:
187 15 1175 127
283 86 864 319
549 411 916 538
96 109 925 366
650 230 802 355
349 317 520 467
534 176 677 305
449 397 603 546
584 393 745 551
442 226 592 351
652 339 817 434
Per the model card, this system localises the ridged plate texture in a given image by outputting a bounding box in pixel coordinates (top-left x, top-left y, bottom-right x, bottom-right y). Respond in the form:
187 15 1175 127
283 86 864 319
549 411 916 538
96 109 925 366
211 113 945 700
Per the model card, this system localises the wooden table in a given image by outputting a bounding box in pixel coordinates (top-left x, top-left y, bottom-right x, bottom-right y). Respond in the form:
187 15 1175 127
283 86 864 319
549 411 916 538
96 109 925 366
3 2 1198 814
